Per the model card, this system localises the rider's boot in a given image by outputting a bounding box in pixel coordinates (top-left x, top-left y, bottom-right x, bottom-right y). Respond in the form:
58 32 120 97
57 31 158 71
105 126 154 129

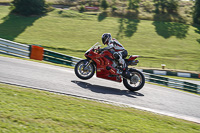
119 58 131 79
119 57 127 71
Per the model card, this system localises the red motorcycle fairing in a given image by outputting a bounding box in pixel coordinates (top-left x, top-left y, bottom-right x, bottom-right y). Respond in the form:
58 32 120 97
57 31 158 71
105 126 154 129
85 50 122 82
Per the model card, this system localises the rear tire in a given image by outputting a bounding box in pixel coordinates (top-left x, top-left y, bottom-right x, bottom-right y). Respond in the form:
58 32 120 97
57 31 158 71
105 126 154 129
74 60 95 80
123 69 145 91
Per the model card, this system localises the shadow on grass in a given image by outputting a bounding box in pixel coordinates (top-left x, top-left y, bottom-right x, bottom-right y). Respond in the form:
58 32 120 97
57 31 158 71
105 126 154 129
153 13 189 39
116 11 140 39
98 12 107 22
71 80 144 98
152 21 189 39
0 13 40 41
117 18 140 39
194 25 200 44
197 39 200 44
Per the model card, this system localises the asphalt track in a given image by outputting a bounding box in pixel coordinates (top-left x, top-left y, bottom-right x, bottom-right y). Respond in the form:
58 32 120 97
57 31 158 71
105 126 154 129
0 56 200 123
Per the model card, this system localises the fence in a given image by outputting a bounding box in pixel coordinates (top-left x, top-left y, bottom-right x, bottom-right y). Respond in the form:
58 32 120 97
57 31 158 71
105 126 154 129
0 38 30 58
0 38 199 94
0 38 81 67
43 49 81 67
143 72 200 94
142 69 200 79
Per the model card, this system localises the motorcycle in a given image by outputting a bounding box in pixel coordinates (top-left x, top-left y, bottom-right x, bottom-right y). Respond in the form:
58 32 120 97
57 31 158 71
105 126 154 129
74 42 145 91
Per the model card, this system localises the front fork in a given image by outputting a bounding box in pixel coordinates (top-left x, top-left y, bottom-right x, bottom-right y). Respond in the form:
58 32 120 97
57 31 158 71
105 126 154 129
83 60 92 71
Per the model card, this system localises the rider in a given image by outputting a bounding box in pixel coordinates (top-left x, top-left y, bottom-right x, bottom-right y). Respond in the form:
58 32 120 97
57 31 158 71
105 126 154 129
100 33 128 71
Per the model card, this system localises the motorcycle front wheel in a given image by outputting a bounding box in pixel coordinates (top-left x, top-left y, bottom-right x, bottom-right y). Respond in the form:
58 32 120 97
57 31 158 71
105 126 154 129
74 59 95 80
123 69 145 91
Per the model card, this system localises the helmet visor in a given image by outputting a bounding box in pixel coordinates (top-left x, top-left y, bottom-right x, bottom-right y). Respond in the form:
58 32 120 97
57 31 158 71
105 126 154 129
102 37 106 44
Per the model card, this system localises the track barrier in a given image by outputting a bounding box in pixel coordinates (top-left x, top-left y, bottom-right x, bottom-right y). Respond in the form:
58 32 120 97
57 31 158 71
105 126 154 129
43 49 81 67
0 38 30 58
142 69 199 79
30 45 44 60
143 72 200 94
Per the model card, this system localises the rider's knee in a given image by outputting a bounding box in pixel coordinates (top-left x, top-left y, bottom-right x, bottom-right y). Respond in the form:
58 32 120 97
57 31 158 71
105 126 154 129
113 52 120 60
122 50 128 59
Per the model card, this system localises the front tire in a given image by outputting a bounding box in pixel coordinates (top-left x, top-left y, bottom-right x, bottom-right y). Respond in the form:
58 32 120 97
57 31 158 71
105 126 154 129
123 69 145 91
74 60 95 80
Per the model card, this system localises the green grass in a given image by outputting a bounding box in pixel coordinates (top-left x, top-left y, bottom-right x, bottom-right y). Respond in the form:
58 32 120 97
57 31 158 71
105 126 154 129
0 83 200 132
0 6 200 72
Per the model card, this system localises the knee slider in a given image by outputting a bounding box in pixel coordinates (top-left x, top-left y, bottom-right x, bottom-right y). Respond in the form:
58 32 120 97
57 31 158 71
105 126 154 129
122 50 128 58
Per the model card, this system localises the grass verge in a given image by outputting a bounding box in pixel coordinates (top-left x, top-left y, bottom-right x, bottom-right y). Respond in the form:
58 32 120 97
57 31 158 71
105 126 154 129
0 6 199 72
0 83 200 132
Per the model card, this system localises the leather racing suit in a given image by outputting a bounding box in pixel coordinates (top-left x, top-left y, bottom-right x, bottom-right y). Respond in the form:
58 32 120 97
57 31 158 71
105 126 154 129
102 39 128 70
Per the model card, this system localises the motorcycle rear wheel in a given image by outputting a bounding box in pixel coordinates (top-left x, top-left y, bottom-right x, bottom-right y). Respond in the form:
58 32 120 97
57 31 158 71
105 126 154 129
123 69 145 91
74 59 95 80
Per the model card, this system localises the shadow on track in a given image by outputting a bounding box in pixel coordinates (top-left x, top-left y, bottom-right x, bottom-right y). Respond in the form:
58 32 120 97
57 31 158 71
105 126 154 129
71 80 144 98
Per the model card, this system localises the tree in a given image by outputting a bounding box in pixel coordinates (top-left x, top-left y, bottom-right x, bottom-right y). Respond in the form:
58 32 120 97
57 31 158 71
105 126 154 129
79 5 85 13
128 0 140 11
165 0 179 13
101 0 109 10
153 0 178 14
12 0 47 16
193 0 200 24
